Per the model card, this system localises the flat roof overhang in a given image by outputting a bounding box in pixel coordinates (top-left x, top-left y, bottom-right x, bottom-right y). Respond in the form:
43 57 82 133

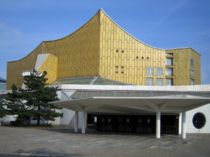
58 84 210 92
51 96 210 114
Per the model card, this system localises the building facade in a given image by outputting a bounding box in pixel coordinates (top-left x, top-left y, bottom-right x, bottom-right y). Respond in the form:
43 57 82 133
5 9 210 139
7 9 200 89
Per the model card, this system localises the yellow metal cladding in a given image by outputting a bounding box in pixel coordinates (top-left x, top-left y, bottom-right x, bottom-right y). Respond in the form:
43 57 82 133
42 12 100 79
7 9 201 89
99 10 166 85
7 10 101 89
37 54 58 84
190 49 201 84
7 45 42 88
166 48 201 85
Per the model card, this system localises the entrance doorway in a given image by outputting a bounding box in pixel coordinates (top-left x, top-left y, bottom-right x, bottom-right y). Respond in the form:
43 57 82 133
161 115 178 134
87 114 178 135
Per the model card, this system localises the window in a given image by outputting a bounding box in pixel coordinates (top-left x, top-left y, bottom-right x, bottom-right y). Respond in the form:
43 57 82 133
166 68 173 76
146 67 153 76
193 112 206 129
191 79 195 85
166 58 173 65
156 78 163 86
166 78 173 86
191 69 195 77
146 78 153 86
156 67 163 76
191 58 194 67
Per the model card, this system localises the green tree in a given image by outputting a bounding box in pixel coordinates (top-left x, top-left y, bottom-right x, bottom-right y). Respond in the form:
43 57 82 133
5 85 32 125
5 69 62 126
0 96 7 118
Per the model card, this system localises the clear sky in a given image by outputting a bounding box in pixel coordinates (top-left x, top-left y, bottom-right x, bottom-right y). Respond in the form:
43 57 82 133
0 0 210 83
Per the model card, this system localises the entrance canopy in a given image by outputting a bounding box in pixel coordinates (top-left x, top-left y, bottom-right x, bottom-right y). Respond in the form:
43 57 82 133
53 96 210 113
51 84 210 114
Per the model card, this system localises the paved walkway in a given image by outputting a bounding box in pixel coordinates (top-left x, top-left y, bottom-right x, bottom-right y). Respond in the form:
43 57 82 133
0 127 210 157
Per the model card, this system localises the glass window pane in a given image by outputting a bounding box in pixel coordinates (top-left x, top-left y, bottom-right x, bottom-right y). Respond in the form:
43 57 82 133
166 58 173 65
146 78 153 86
166 68 173 76
191 79 195 85
156 67 163 76
191 69 195 78
191 58 194 67
156 78 163 86
166 79 173 86
146 67 153 76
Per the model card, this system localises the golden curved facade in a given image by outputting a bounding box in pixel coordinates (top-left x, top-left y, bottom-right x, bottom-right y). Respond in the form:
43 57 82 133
7 9 200 89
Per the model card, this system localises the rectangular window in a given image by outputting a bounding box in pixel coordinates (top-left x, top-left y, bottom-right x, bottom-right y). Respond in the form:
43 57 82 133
191 69 195 78
190 58 194 67
191 79 195 85
146 67 153 76
146 78 153 86
156 78 163 86
166 58 173 66
166 78 173 86
166 68 173 76
156 67 163 76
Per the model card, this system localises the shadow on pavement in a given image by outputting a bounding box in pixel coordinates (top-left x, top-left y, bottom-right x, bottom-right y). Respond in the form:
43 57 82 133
10 148 82 157
41 126 158 138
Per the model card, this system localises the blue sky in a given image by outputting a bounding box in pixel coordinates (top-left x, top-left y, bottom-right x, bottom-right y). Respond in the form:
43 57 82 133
0 0 210 83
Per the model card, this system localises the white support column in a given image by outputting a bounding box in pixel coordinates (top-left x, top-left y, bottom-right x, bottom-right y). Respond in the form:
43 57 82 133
74 111 78 133
84 112 87 129
81 111 87 134
156 111 161 139
178 112 182 135
181 112 186 139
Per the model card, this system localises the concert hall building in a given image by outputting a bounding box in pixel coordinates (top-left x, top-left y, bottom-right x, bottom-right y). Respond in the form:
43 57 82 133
6 9 210 139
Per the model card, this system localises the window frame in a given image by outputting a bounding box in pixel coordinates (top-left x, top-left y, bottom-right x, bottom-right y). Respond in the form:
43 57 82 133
166 68 173 76
146 78 153 86
156 78 164 86
166 78 173 86
146 67 153 76
156 67 163 76
166 58 173 66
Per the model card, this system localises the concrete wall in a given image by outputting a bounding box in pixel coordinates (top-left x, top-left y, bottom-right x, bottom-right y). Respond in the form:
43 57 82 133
1 96 210 134
56 103 210 134
186 103 210 133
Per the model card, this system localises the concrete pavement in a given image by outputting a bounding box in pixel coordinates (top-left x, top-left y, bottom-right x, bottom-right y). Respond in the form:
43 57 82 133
0 126 210 157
